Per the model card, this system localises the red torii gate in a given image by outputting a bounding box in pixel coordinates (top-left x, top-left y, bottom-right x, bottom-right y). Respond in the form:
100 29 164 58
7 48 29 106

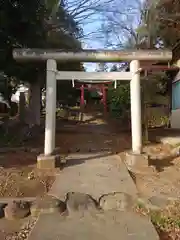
73 81 112 114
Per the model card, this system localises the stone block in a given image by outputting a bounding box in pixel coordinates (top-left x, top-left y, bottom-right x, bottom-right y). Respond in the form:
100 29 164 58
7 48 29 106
4 201 30 220
99 192 135 211
65 192 98 213
31 195 66 217
0 203 6 218
37 154 61 169
148 196 170 209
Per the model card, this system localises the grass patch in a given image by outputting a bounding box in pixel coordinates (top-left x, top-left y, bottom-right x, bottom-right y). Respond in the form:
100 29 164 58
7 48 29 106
135 201 180 238
151 211 180 230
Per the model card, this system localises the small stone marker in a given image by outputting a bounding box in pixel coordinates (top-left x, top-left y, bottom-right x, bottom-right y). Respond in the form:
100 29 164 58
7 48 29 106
65 192 97 213
30 195 66 217
148 196 170 209
0 203 6 218
99 192 134 211
4 201 30 220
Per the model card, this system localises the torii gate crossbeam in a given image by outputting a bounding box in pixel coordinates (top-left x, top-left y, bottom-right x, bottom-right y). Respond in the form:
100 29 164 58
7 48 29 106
13 49 172 62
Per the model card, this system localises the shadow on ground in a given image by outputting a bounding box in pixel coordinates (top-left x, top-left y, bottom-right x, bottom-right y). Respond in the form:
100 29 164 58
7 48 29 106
148 155 176 173
64 152 114 168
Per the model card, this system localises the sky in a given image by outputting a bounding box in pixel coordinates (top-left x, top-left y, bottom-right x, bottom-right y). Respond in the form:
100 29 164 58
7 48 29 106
76 0 143 71
81 0 142 47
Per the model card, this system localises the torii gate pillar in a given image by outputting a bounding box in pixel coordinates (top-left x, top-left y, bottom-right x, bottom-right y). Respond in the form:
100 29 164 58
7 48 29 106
37 59 59 168
130 60 142 154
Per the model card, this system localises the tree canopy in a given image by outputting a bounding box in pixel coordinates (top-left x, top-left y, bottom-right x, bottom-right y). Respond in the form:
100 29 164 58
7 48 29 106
0 0 83 103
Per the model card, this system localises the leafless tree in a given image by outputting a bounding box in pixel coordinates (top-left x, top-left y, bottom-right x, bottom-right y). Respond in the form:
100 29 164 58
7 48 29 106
61 0 141 46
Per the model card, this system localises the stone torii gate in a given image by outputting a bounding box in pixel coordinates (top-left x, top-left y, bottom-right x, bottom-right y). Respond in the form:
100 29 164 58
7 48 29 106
13 49 172 168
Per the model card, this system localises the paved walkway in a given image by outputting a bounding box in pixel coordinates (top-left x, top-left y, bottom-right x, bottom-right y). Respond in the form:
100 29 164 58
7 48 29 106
28 152 158 240
28 116 159 240
49 153 137 200
28 211 158 240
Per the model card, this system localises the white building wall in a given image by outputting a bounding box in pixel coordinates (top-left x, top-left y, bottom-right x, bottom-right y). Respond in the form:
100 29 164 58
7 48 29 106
11 85 29 103
171 70 180 128
173 70 180 83
171 109 180 129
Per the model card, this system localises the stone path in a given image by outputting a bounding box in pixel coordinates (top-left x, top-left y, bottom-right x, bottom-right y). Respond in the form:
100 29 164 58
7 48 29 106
27 116 159 240
49 153 137 200
27 152 159 240
28 211 158 240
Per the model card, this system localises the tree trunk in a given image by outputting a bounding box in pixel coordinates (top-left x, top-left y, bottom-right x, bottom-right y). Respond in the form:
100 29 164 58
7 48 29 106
144 102 149 142
28 80 41 126
19 92 26 123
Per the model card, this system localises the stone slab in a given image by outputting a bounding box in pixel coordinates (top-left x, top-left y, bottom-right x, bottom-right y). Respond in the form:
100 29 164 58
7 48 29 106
0 197 36 204
27 211 159 240
49 153 137 200
157 136 180 146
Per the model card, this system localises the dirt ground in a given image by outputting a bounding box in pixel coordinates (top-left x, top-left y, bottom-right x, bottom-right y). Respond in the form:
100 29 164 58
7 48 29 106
0 112 131 198
1 112 180 200
0 150 55 198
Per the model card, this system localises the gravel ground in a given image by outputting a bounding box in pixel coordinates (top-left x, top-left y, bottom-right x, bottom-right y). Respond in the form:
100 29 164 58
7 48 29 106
132 143 180 199
5 217 38 240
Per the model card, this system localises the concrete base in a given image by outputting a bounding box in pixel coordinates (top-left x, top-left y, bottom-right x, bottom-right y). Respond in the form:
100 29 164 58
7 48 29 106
37 154 61 169
125 151 149 169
